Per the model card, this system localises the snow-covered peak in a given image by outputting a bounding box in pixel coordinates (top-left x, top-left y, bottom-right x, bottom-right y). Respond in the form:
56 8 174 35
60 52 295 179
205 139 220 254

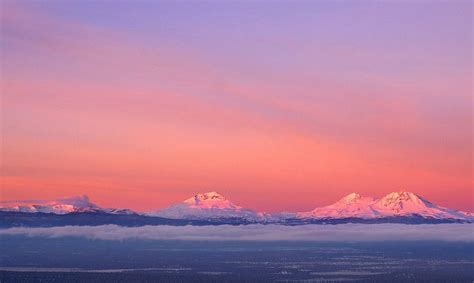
297 190 470 221
369 190 468 219
183 191 240 209
339 193 363 204
0 195 100 214
372 191 435 214
377 191 431 207
0 195 137 215
192 191 226 201
56 195 96 209
298 193 377 219
150 192 264 221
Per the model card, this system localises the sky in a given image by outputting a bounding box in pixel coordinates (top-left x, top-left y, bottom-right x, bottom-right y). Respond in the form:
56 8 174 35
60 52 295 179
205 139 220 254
1 0 472 212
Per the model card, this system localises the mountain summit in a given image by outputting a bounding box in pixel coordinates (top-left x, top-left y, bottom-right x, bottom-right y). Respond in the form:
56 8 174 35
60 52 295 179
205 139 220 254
370 191 467 219
298 193 377 219
0 195 135 215
150 191 265 221
183 192 240 209
298 190 470 221
0 195 100 214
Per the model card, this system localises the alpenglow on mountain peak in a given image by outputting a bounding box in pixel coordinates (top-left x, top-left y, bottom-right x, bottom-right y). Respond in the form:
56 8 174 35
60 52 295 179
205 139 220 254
183 191 240 209
150 191 265 221
187 191 227 202
340 193 364 204
0 195 99 214
1 190 472 223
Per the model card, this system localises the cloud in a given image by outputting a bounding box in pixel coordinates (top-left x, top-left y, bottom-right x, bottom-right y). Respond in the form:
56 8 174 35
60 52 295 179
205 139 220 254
0 224 472 242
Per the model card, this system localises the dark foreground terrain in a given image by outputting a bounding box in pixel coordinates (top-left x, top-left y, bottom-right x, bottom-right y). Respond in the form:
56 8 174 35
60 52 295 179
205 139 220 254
0 236 473 282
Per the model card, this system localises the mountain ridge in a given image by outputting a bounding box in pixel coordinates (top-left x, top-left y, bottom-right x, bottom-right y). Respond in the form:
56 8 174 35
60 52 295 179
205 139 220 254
1 191 472 224
0 195 134 215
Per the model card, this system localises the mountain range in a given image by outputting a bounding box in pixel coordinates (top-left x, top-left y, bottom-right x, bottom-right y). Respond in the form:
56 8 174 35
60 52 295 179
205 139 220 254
0 195 136 215
1 191 472 227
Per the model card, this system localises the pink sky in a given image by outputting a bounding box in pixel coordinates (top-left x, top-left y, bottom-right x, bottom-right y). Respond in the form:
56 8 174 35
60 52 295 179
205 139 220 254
1 1 472 212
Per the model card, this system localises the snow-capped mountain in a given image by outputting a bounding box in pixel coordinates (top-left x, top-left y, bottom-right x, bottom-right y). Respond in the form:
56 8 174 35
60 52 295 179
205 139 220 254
1 190 471 225
297 193 378 219
370 191 469 219
149 191 266 222
0 195 135 215
297 191 470 221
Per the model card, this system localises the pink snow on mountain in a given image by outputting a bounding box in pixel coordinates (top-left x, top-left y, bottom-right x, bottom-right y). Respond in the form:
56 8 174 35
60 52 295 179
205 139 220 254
1 190 471 221
183 191 242 210
370 191 468 219
150 192 266 221
298 193 377 219
298 191 470 220
0 195 99 214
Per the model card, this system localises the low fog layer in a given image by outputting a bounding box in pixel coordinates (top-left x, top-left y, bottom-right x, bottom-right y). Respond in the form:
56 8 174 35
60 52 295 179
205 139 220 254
1 224 473 242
